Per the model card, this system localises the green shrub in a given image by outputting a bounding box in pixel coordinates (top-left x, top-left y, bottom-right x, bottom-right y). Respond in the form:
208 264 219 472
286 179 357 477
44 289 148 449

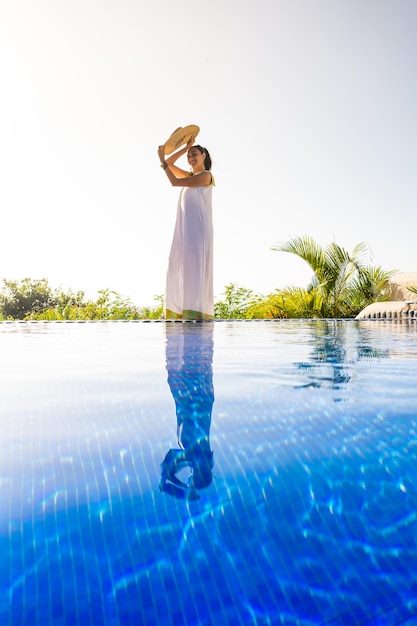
214 284 260 319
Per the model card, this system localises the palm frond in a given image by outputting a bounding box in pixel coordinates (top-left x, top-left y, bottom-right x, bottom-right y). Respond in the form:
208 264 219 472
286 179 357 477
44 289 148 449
272 236 393 317
272 236 325 276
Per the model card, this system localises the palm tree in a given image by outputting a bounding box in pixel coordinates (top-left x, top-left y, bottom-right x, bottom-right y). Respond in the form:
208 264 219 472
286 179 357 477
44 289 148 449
271 236 393 318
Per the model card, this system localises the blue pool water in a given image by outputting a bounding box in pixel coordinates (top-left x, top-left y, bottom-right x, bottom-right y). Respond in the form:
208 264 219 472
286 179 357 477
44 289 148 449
1 319 417 625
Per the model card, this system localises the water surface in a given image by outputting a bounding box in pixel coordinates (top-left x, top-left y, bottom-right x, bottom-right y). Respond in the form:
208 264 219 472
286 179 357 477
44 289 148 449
1 320 416 625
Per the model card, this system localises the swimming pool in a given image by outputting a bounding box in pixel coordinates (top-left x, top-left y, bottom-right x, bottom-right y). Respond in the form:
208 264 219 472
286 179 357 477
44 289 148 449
1 319 417 625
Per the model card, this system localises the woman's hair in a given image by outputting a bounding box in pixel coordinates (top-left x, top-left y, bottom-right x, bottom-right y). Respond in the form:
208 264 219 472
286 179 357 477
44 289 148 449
193 144 212 170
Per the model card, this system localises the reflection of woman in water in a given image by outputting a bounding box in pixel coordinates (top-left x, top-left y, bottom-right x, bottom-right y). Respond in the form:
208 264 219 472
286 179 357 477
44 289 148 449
160 323 214 500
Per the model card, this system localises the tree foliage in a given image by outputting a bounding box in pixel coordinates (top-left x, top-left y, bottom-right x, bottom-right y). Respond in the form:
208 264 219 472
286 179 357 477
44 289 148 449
271 236 394 318
214 284 260 319
0 278 163 321
0 278 57 319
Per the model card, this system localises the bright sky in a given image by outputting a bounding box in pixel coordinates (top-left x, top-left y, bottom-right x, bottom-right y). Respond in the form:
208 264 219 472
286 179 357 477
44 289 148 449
1 0 416 306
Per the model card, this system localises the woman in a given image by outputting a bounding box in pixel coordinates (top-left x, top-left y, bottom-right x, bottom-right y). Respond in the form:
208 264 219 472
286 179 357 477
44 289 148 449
158 137 214 320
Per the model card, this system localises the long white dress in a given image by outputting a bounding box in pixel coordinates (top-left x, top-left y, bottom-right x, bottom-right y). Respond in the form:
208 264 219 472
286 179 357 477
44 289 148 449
165 174 214 320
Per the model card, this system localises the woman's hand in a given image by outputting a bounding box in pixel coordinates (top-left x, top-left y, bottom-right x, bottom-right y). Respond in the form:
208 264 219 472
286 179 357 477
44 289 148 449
158 145 166 162
185 135 195 151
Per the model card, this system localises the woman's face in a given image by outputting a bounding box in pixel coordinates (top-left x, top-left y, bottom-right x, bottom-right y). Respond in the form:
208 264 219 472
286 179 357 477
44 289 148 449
187 147 205 170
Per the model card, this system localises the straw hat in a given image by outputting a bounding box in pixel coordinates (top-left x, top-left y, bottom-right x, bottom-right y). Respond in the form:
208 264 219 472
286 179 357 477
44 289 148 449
164 124 200 155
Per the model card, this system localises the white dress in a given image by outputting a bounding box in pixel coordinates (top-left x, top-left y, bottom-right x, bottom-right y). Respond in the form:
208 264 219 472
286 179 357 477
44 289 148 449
165 174 214 320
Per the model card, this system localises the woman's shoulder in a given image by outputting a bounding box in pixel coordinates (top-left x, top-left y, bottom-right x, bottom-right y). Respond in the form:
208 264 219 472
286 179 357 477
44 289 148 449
198 171 215 186
191 170 215 187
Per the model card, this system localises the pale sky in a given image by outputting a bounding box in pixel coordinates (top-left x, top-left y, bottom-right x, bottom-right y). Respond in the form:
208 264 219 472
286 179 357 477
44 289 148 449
1 0 416 306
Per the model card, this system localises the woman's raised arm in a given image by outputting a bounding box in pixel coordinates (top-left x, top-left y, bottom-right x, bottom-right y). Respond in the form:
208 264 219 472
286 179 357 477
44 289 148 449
158 136 194 178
